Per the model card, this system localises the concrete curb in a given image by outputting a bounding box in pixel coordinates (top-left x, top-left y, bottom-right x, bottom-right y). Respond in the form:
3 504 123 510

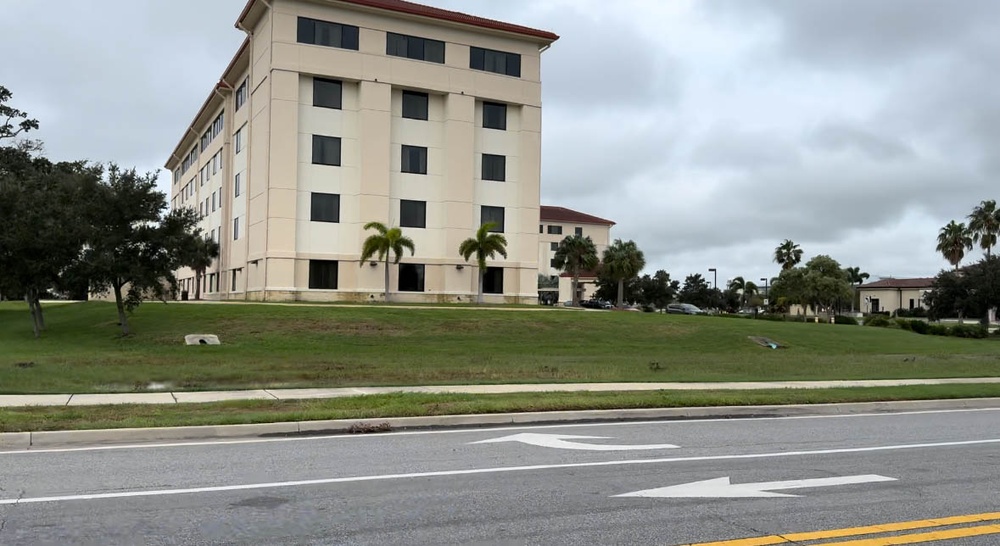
5 397 1000 450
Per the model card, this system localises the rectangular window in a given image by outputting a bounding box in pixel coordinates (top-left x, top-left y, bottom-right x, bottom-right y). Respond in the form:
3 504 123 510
575 227 583 236
212 191 216 212
550 242 558 251
297 17 359 50
234 173 241 198
484 267 504 294
312 135 342 166
235 78 248 111
547 225 562 235
234 126 244 153
313 78 342 109
310 192 340 223
539 225 543 233
233 217 240 240
481 206 504 232
482 154 506 181
550 258 557 268
400 199 426 228
401 145 428 174
469 46 521 77
909 298 916 310
401 91 429 120
398 263 425 292
308 260 339 289
482 102 507 130
386 32 445 64
231 269 238 291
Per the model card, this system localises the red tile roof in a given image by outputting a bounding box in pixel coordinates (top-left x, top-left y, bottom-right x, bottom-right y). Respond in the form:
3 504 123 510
559 269 600 279
540 206 616 227
858 278 935 289
237 0 558 42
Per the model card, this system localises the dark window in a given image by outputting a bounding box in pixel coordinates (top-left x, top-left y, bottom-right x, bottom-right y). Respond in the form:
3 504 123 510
235 78 248 111
401 145 427 174
483 102 507 130
469 46 521 77
297 17 359 50
909 299 916 310
314 78 342 109
233 217 240 240
481 206 504 232
398 263 425 292
308 260 339 289
386 32 445 63
312 135 342 166
482 154 506 181
550 258 557 268
575 227 583 236
311 192 340 223
400 200 426 228
550 242 558 251
484 267 504 294
539 225 543 233
234 128 243 153
547 225 562 235
401 91 429 120
234 173 241 198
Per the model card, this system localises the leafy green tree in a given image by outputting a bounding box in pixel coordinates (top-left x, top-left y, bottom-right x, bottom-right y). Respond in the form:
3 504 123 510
180 236 220 300
936 220 973 270
845 266 871 312
359 221 415 303
967 201 1000 258
773 239 803 271
678 273 715 309
801 255 853 315
459 222 508 304
770 267 809 319
600 239 646 308
74 165 201 335
594 271 640 304
552 234 599 306
925 257 1000 324
0 85 38 142
636 270 679 310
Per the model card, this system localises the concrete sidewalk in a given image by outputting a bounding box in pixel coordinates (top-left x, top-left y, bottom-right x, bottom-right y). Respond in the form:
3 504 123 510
4 377 1000 407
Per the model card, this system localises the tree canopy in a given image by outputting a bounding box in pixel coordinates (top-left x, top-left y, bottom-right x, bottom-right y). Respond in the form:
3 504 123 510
459 222 508 303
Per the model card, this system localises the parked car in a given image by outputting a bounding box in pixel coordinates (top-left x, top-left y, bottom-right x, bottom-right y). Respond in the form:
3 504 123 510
666 303 706 315
580 299 612 309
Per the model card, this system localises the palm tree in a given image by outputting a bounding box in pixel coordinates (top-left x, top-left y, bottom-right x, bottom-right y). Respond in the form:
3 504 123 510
727 276 759 309
967 200 1000 257
459 222 508 304
936 221 974 270
359 221 415 303
773 239 803 271
601 239 646 308
845 266 870 312
182 236 220 300
553 234 599 307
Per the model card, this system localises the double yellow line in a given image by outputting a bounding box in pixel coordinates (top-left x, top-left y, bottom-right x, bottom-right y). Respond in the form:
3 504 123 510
684 511 1000 545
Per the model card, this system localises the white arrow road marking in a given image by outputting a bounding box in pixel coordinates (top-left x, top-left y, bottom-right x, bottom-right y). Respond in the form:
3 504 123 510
615 474 898 498
471 433 679 451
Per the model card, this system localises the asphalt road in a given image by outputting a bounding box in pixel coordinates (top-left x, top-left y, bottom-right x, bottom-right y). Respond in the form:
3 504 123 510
3 408 1000 545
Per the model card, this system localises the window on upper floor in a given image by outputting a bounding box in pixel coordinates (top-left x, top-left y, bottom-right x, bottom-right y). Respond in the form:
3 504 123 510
401 91 428 120
234 173 241 198
575 227 583 236
400 200 426 228
547 225 562 235
470 47 521 77
401 145 427 174
233 217 240 240
481 206 504 233
483 102 507 130
297 17 359 50
314 78 343 109
235 78 248 111
310 192 340 223
550 242 558 251
386 32 445 64
312 135 342 166
234 126 244 154
482 154 506 181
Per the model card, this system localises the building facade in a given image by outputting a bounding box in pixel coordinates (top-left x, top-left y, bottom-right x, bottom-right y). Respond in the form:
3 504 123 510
857 277 934 314
536 205 615 304
166 0 557 303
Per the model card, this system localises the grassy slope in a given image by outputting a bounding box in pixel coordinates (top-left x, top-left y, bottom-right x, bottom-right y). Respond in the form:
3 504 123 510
1 301 999 394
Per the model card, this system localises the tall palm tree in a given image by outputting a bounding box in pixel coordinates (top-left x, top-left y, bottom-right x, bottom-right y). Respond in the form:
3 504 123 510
773 239 803 271
459 222 508 304
844 266 870 312
967 200 1000 257
553 234 599 307
936 221 974 270
182 236 220 301
727 276 759 309
359 221 415 303
601 239 646 308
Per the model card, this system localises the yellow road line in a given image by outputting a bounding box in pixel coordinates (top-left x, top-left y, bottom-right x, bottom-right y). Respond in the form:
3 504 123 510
820 523 1000 545
683 511 1000 546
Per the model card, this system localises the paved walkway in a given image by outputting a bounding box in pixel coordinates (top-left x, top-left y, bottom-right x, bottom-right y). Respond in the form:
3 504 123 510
3 377 1000 407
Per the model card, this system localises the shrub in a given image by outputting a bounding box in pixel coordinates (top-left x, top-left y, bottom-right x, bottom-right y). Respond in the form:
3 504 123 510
895 318 912 331
909 320 930 335
927 324 950 336
758 313 788 322
864 315 893 328
896 308 928 318
950 324 988 339
834 315 858 325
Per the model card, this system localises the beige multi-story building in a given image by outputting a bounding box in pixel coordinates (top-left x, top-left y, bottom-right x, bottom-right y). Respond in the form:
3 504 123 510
536 205 615 304
166 0 557 303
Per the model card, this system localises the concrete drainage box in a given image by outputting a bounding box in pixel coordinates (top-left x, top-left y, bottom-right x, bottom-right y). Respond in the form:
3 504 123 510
185 334 221 345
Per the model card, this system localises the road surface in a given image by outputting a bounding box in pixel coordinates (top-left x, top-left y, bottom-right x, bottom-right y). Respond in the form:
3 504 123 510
3 408 1000 544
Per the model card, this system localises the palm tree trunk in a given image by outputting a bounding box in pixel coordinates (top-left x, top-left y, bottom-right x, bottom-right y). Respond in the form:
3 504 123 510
617 279 624 308
478 270 484 304
572 274 579 306
383 256 390 303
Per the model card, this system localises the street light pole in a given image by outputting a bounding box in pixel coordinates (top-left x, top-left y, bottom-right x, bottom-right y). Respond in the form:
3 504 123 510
708 268 717 290
761 277 769 306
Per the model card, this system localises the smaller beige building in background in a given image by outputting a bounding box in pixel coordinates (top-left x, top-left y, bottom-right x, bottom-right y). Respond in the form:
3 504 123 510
856 277 934 314
536 205 615 304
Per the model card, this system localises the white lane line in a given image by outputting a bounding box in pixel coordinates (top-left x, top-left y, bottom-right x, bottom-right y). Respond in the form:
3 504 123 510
4 407 1000 455
2 437 998 506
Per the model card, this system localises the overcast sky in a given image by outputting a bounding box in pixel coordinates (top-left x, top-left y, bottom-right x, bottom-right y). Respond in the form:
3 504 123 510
4 0 998 286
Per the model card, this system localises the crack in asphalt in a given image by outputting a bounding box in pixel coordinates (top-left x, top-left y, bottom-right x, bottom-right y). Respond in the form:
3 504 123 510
0 490 25 535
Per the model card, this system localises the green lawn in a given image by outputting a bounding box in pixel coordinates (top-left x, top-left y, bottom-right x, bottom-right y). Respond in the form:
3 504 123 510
1 301 999 394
